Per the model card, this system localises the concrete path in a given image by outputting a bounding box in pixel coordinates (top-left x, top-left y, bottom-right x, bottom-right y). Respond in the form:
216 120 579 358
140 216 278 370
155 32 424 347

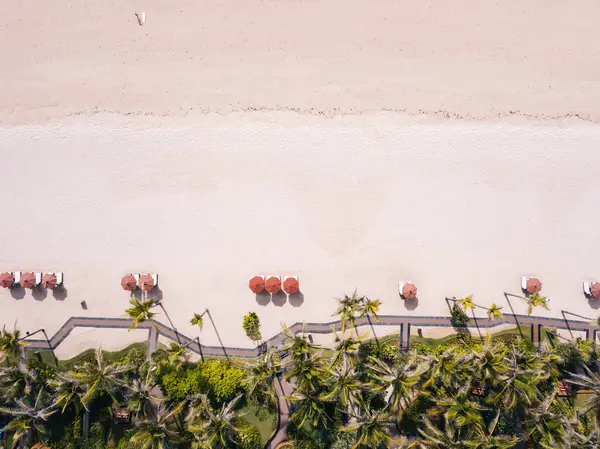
22 311 596 357
267 376 293 449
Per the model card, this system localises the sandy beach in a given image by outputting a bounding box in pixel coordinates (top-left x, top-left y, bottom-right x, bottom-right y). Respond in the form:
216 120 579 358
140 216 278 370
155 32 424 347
1 0 600 355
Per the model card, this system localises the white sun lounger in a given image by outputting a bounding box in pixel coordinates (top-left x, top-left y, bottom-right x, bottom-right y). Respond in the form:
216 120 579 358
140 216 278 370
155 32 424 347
151 273 158 286
521 276 529 291
398 281 408 296
584 281 592 296
12 271 20 286
133 273 140 283
34 272 42 286
56 272 63 286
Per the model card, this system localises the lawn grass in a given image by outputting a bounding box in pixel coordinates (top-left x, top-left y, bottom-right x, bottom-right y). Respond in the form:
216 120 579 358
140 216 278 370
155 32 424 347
241 403 277 445
410 324 533 350
34 342 149 371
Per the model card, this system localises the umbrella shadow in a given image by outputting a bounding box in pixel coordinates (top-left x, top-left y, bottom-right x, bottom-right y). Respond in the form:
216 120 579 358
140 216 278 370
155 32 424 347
271 291 287 307
403 298 419 311
255 291 271 306
10 286 26 300
289 292 304 307
146 287 163 302
588 298 600 310
53 286 68 301
32 287 48 301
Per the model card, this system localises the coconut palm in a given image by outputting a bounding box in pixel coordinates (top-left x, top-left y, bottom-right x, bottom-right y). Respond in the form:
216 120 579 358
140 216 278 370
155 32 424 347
0 327 24 369
282 323 319 362
165 342 188 368
417 416 468 448
456 295 476 311
186 394 244 449
0 388 56 449
125 295 159 330
368 356 427 415
285 352 326 393
343 408 393 449
190 313 204 331
333 292 363 335
526 393 573 449
420 349 462 389
321 360 363 410
287 390 330 429
487 303 504 321
126 367 162 421
467 409 520 449
244 346 281 402
526 293 549 316
437 386 486 432
472 334 508 388
68 346 131 410
0 367 39 403
331 327 364 368
49 372 85 414
129 401 185 449
359 297 382 346
567 365 600 419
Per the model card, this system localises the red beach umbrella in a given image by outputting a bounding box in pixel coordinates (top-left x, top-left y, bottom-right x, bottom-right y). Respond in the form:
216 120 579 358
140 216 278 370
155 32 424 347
283 277 300 295
41 273 57 289
0 272 14 288
249 276 265 293
526 278 542 294
265 276 282 294
139 274 155 292
20 272 36 289
402 283 418 300
591 283 600 300
121 274 137 291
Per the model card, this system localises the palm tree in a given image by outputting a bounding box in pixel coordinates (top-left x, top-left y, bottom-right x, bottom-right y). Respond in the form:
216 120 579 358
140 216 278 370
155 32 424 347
285 352 326 393
165 342 188 368
125 295 159 330
244 347 281 402
333 292 362 335
282 323 319 362
0 327 24 369
487 303 504 321
331 328 364 368
526 292 550 316
0 367 39 404
358 297 382 346
321 360 363 411
129 401 185 449
368 356 427 415
50 372 85 415
186 394 244 449
126 367 162 421
420 349 462 389
190 313 204 331
287 390 330 429
456 295 476 311
467 410 519 449
0 388 56 449
437 387 486 432
567 365 600 420
471 334 508 388
343 408 393 449
68 347 131 410
526 393 573 448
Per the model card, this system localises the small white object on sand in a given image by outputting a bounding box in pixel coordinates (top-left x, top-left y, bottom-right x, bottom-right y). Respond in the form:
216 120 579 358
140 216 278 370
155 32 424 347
134 11 146 26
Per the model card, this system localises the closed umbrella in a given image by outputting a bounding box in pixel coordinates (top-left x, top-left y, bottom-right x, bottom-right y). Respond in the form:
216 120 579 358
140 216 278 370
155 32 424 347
139 274 154 292
21 272 36 289
249 276 265 293
121 274 137 291
402 283 417 300
0 272 14 288
283 277 299 295
41 273 57 289
265 276 281 294
526 278 542 294
592 283 600 300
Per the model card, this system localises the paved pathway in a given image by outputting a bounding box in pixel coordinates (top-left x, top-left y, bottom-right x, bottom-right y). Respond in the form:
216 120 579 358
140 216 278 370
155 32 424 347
267 376 293 449
22 311 595 357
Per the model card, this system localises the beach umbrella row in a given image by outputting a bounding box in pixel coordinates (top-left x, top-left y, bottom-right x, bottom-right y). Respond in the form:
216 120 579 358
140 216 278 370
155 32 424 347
121 274 155 292
0 272 60 289
249 276 299 295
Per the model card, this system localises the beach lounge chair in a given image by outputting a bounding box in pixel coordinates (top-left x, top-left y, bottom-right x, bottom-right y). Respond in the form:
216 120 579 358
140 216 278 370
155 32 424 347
12 271 20 287
398 281 405 296
55 272 63 286
133 273 140 283
34 272 42 287
151 273 158 287
583 281 592 296
521 276 529 291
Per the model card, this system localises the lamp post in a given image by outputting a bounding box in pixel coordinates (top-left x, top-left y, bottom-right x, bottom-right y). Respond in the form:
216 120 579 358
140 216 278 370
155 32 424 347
20 328 58 368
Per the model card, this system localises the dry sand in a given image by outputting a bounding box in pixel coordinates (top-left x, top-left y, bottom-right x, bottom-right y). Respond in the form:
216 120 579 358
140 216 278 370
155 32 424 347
1 0 600 355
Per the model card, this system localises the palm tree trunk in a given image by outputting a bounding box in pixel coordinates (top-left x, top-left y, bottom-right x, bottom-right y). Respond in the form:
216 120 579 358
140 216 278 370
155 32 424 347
366 314 380 348
206 309 230 362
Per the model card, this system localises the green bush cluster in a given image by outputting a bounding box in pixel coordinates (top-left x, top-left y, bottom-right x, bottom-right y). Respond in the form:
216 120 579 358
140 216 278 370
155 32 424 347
242 312 262 343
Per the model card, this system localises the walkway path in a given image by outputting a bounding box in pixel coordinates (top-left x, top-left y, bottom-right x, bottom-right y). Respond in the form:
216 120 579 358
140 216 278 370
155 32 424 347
267 376 293 449
22 310 596 357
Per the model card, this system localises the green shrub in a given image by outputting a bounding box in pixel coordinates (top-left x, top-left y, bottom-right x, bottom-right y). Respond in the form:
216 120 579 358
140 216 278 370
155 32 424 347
237 424 261 449
160 366 206 402
199 359 246 404
242 312 262 343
